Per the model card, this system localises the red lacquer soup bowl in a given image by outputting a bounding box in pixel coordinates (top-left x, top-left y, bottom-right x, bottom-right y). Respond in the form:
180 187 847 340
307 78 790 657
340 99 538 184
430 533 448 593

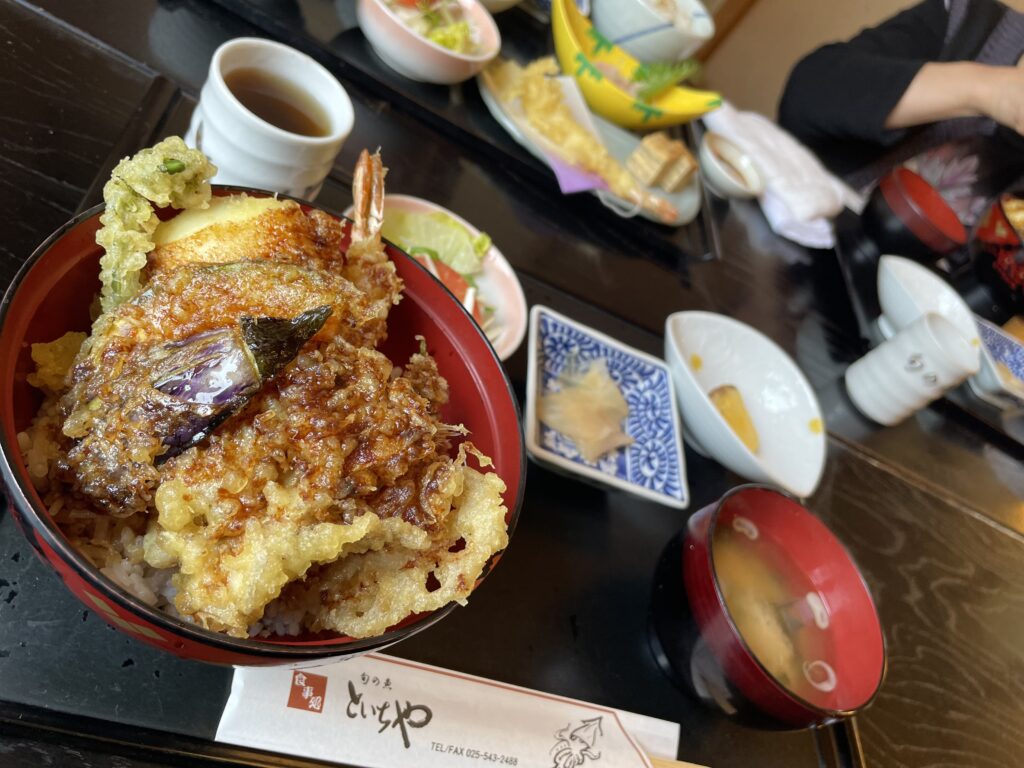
0 190 525 666
651 485 885 728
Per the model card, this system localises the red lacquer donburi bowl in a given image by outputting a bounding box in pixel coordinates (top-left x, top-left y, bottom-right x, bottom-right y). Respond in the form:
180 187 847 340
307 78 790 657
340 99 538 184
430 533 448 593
0 189 525 666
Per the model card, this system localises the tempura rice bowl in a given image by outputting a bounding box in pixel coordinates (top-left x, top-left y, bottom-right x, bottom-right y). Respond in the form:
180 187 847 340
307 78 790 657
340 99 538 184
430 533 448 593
0 191 525 666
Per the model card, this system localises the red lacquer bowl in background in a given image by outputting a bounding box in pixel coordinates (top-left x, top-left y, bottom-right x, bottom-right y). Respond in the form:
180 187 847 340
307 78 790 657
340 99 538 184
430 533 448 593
861 167 967 262
0 189 525 666
650 485 885 728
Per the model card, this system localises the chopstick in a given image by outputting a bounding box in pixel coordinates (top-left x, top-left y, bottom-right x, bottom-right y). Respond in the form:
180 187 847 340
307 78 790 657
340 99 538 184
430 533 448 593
647 755 709 768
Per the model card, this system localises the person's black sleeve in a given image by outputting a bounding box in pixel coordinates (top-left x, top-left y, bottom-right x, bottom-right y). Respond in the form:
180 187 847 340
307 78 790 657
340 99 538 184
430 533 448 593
778 0 949 147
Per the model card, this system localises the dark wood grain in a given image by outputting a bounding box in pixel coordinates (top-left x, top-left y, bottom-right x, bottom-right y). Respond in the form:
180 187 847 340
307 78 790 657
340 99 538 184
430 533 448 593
811 448 1024 768
0 0 154 280
0 736 175 768
0 699 361 768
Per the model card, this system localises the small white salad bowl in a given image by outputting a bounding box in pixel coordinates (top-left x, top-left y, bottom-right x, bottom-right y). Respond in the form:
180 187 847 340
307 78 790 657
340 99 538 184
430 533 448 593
357 0 501 85
665 311 826 499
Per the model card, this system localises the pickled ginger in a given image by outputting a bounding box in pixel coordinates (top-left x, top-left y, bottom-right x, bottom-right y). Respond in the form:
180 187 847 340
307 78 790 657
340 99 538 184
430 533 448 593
539 358 633 463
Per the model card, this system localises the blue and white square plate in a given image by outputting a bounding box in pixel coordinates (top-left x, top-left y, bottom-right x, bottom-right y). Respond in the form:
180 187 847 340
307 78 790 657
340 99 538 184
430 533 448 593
525 305 689 509
970 317 1024 407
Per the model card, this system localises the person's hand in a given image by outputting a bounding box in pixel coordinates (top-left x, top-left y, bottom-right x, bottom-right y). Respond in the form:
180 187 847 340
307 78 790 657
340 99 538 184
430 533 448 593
978 65 1024 136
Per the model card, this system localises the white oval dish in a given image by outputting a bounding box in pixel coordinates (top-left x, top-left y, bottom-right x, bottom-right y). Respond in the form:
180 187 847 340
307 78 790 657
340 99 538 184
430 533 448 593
664 311 825 498
477 70 702 227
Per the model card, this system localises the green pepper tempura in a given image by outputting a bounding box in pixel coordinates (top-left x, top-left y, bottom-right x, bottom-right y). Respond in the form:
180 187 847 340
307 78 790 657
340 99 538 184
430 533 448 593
95 137 217 313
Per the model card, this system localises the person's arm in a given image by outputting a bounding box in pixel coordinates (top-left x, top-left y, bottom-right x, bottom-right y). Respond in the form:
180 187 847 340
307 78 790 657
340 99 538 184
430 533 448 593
778 0 949 145
886 60 1024 135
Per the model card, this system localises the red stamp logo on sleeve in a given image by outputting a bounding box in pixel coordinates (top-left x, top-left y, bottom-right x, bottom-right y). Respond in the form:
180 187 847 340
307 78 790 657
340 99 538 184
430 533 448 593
288 670 328 713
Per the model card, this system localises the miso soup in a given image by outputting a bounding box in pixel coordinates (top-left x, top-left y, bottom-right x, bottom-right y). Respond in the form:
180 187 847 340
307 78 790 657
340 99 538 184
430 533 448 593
713 525 835 701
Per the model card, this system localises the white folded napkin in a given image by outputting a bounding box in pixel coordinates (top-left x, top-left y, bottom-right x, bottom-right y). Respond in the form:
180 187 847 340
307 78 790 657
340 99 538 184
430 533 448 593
703 102 863 249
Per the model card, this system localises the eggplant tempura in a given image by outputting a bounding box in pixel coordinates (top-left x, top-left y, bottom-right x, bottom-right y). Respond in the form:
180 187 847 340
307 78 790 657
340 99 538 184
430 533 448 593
19 139 509 638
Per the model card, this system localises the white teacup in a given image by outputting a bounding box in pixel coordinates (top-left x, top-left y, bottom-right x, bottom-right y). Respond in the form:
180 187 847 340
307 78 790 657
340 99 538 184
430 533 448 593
845 313 980 426
185 37 354 200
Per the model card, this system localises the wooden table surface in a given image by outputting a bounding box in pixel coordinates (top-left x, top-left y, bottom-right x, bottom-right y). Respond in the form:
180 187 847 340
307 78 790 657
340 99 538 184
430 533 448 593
2 1 1024 767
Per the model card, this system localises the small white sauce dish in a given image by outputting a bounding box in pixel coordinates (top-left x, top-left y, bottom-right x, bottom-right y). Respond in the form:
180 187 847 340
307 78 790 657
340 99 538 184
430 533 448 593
699 132 764 200
664 311 826 499
526 305 689 509
357 0 501 84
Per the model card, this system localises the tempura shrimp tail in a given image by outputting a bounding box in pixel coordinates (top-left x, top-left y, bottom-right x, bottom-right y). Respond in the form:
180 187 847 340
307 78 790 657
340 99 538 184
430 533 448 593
350 149 386 252
340 149 402 331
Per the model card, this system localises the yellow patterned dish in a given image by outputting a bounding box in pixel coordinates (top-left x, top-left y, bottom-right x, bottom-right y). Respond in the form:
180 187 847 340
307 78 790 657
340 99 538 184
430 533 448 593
551 0 721 129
